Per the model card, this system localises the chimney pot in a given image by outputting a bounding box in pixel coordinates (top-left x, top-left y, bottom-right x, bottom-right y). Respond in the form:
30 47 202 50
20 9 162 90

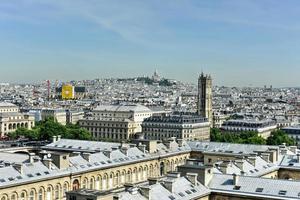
52 136 57 143
233 173 239 186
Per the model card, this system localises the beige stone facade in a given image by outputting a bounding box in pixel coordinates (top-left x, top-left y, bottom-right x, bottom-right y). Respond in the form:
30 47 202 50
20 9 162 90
0 103 35 137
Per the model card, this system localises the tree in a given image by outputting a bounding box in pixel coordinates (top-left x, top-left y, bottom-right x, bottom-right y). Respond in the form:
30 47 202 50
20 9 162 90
267 130 295 146
210 128 266 145
39 118 67 140
8 117 92 141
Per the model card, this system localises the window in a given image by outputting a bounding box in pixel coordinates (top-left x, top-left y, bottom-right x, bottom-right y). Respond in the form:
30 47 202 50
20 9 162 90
55 185 60 199
178 192 185 197
29 190 35 200
279 190 287 195
256 188 263 192
168 195 175 200
20 192 25 200
38 189 43 200
185 190 192 195
63 183 68 197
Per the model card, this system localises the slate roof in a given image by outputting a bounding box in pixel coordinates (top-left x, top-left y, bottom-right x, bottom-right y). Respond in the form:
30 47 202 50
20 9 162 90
187 141 278 155
209 174 300 200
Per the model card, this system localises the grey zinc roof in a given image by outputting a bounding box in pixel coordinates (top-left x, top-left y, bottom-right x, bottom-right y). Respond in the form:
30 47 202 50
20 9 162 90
187 141 277 155
117 176 210 200
0 102 17 107
280 154 300 168
0 152 29 164
209 174 300 200
44 139 121 152
94 104 152 113
0 161 56 187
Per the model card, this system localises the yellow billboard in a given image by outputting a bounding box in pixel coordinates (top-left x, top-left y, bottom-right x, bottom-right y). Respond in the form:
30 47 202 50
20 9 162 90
62 84 74 99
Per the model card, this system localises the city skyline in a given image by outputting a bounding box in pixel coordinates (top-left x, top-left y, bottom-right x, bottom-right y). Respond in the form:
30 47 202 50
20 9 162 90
1 0 300 87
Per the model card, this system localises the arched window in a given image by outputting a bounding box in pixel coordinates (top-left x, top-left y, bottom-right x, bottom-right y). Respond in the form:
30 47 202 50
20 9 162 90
38 188 44 200
126 170 132 183
55 185 60 199
1 196 7 200
97 176 102 190
20 192 26 200
82 178 88 189
29 190 35 200
11 194 16 200
89 178 94 189
133 168 137 182
160 162 165 176
72 179 80 191
102 174 108 190
47 186 52 200
63 183 69 197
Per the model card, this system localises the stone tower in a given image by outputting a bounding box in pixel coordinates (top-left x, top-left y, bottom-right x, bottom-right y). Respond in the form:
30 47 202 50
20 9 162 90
197 72 213 126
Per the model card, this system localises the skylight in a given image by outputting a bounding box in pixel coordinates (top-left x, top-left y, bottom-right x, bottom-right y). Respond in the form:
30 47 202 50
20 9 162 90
178 192 185 197
279 190 287 195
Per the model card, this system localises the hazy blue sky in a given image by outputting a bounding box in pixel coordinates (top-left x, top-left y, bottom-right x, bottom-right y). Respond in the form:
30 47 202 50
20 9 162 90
0 0 299 86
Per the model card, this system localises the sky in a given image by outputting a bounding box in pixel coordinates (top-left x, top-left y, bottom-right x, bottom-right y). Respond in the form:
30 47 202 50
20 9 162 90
0 0 299 87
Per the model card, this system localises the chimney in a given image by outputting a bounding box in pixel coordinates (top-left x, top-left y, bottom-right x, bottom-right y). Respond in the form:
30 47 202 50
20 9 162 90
186 173 198 186
82 152 91 162
40 150 48 160
13 163 23 174
52 136 57 143
233 173 239 186
177 139 183 147
128 187 139 195
163 179 175 193
219 161 230 174
71 152 81 156
103 150 111 159
164 142 171 149
138 143 146 153
33 157 41 162
140 186 151 200
57 135 61 141
121 147 128 156
249 153 258 157
235 160 244 171
248 157 256 167
43 158 52 169
289 146 297 154
148 178 159 185
282 143 286 147
260 153 270 162
297 154 300 163
281 149 288 155
167 172 180 178
29 153 35 163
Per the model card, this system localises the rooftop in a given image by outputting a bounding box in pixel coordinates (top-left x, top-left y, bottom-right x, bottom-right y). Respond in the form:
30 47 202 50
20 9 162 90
94 104 152 113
